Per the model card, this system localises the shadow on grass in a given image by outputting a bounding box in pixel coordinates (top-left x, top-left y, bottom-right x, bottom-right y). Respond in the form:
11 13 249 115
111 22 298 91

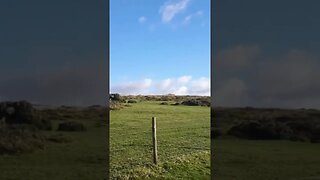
117 144 210 151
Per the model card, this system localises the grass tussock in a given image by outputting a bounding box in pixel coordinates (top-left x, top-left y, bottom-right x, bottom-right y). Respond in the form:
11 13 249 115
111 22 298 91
0 127 45 154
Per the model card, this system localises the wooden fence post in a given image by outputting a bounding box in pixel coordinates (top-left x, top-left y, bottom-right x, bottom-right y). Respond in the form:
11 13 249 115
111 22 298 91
152 117 158 164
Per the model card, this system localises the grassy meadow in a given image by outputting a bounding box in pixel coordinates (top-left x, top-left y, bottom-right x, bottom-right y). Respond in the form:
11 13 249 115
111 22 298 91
110 99 210 179
0 104 107 180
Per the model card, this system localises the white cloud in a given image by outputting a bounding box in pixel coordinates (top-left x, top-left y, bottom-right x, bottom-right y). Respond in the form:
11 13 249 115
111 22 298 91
177 75 192 84
159 0 190 23
174 86 188 95
190 77 210 96
111 78 152 95
183 10 203 24
159 78 174 89
138 16 146 24
111 75 210 96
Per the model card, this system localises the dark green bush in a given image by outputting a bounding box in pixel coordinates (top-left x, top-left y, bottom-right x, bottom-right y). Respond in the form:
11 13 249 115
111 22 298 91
57 121 86 131
110 93 122 101
228 121 293 140
181 99 210 106
127 100 137 103
0 101 52 130
160 102 169 105
171 102 180 106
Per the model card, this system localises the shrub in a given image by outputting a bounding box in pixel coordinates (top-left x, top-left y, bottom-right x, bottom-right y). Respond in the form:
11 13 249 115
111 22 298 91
0 101 52 130
109 102 123 110
57 121 86 131
160 102 169 105
0 101 34 124
0 128 45 154
171 102 180 106
181 100 199 106
310 127 320 143
128 100 137 103
285 121 320 142
228 120 293 140
181 99 210 106
160 96 175 101
110 93 123 101
110 93 120 101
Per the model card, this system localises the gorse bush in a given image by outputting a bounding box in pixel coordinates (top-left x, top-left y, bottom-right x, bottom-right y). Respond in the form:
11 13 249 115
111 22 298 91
228 120 293 140
127 100 137 103
160 102 169 105
181 99 210 106
110 94 126 103
172 102 180 106
228 119 320 142
110 93 122 101
213 107 320 143
0 101 52 130
57 121 86 132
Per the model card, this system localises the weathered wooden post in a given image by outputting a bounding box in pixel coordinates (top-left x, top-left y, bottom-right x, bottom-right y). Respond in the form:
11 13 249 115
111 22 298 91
152 117 158 164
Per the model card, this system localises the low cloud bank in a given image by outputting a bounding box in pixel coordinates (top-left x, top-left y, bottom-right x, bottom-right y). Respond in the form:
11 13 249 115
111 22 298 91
111 75 210 96
214 45 320 108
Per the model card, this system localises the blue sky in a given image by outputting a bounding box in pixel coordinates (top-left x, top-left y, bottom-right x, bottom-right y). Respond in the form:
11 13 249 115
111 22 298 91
110 0 210 95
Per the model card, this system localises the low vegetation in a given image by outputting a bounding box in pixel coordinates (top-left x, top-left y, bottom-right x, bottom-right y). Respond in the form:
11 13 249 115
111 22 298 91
0 101 107 180
213 107 320 143
213 107 320 179
0 101 52 130
0 127 45 154
57 121 86 132
127 100 138 103
110 93 210 108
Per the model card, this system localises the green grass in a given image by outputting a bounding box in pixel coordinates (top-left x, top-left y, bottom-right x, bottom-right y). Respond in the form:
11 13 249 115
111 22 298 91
110 101 210 179
213 139 320 180
0 107 107 180
213 107 320 179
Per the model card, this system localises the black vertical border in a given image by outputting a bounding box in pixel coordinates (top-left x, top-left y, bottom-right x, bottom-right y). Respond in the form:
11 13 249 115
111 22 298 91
106 0 110 179
210 0 214 179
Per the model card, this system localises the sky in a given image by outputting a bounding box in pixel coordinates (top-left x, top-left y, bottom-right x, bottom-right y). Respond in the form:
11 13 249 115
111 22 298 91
213 0 320 108
0 0 107 106
110 0 210 96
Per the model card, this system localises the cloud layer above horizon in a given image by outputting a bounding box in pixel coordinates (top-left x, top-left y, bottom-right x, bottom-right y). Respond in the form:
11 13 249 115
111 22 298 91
111 76 210 96
214 45 320 108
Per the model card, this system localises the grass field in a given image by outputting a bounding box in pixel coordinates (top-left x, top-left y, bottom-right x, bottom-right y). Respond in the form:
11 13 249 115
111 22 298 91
213 107 320 180
0 106 107 180
213 139 320 180
110 101 210 179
